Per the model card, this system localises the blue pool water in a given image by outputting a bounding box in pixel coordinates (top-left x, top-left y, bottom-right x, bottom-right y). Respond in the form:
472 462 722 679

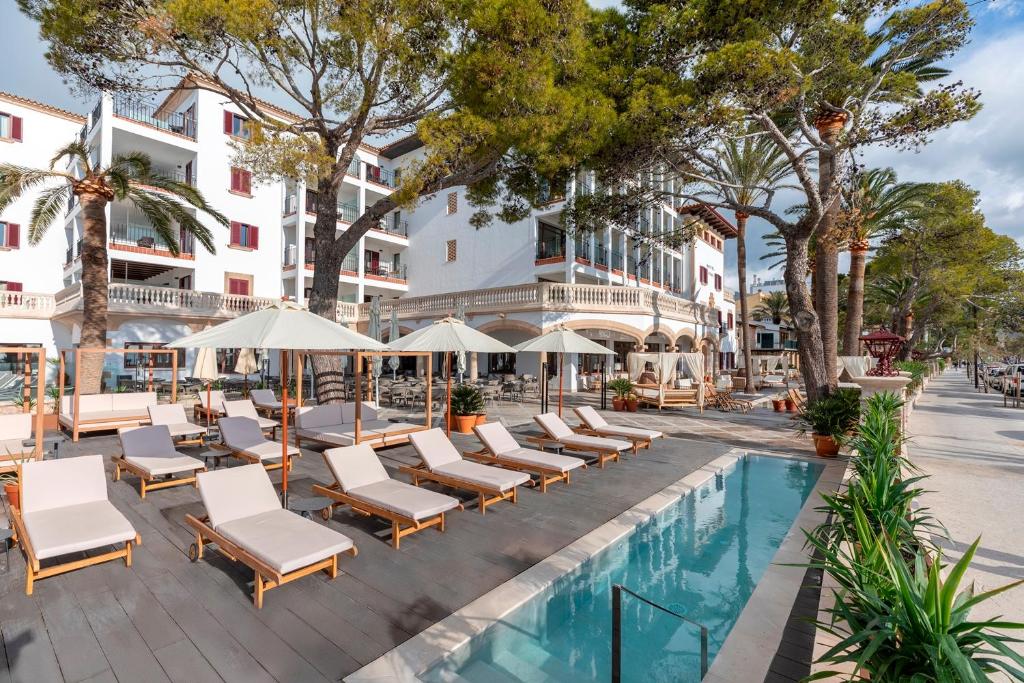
422 455 823 682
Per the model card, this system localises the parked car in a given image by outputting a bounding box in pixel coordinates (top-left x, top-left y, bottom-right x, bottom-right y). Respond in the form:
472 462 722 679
1000 364 1024 394
986 365 1006 390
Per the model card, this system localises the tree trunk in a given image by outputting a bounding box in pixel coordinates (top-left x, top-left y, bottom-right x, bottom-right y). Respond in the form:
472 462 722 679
78 191 110 394
736 213 754 389
814 117 844 386
842 246 868 355
784 233 832 401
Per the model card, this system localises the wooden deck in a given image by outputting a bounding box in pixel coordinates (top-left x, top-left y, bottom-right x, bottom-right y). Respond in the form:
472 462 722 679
0 428 728 682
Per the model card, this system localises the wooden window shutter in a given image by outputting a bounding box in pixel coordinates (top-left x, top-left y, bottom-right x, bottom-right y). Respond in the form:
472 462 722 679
224 111 233 134
230 221 241 245
241 170 251 195
728 312 734 328
11 117 22 142
6 282 22 292
445 239 457 262
6 223 19 249
446 192 457 215
250 225 259 249
230 167 240 192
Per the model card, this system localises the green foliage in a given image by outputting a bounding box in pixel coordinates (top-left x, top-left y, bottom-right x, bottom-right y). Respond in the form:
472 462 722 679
795 388 860 438
896 360 929 392
754 291 790 324
607 377 634 399
11 394 36 411
450 383 484 416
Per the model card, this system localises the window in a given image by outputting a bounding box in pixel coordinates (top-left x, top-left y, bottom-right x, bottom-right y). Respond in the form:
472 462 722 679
699 266 708 285
0 222 19 249
717 309 723 324
222 111 250 139
0 112 22 142
727 312 734 329
123 342 184 369
446 192 458 215
229 222 259 249
445 240 457 262
229 167 252 195
0 281 22 291
714 273 722 291
226 277 251 296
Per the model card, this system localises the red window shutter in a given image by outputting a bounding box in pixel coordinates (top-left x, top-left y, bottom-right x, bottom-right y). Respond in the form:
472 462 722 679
728 313 734 328
230 221 241 245
6 282 22 292
230 278 250 296
230 167 239 192
715 274 722 290
717 310 723 323
250 225 259 249
11 117 22 142
223 111 233 135
7 224 19 248
241 170 251 195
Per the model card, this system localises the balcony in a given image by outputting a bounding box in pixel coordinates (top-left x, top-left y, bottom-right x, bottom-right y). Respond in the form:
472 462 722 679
611 250 624 271
112 96 196 140
110 223 194 258
371 214 408 238
364 262 407 283
364 164 398 188
283 245 315 269
150 166 197 187
294 190 360 223
0 291 56 319
65 238 83 266
536 238 566 264
51 283 276 321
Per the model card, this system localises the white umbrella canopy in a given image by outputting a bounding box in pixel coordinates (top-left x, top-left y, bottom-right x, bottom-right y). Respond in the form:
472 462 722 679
192 347 220 381
514 327 614 417
234 348 259 375
167 300 387 351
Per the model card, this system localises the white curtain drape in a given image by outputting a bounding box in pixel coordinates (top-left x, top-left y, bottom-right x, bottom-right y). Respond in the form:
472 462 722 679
627 353 652 381
627 352 684 384
838 355 871 379
680 352 705 407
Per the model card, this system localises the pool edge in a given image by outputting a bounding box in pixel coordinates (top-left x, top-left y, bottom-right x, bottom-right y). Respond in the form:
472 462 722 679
343 449 747 682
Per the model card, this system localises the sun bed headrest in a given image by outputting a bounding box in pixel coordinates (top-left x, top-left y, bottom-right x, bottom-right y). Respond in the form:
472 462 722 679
408 428 462 469
574 406 607 429
20 454 108 514
218 416 267 449
323 444 390 492
250 389 277 405
119 425 176 459
197 463 281 528
340 401 379 423
148 403 189 425
224 399 259 419
473 422 519 455
534 413 572 440
0 413 33 440
198 390 226 410
296 404 344 429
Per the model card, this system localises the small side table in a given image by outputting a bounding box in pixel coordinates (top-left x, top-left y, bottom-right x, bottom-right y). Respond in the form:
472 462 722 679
0 528 13 573
198 450 228 471
22 434 67 459
288 496 333 522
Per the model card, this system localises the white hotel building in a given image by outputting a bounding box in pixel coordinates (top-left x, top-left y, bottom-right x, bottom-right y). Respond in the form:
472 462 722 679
0 85 737 390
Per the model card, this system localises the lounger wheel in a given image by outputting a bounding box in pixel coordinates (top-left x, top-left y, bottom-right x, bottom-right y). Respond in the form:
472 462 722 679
321 506 332 521
188 543 200 562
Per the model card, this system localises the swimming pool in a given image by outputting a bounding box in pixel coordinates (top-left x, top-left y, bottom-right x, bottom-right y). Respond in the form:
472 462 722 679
420 454 824 682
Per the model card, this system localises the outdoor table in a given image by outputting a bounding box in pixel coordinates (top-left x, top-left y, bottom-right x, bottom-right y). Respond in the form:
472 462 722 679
288 496 333 521
523 434 566 454
198 449 228 470
23 434 66 459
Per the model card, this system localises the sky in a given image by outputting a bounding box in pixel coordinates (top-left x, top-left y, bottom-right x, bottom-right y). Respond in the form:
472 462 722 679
1 0 1022 291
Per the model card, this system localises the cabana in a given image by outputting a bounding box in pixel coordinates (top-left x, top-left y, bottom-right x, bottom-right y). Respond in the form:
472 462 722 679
626 351 704 411
57 347 178 441
0 346 46 467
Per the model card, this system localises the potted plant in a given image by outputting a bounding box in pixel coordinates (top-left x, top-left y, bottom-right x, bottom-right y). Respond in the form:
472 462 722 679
771 395 786 412
44 385 61 429
625 391 639 412
795 389 861 457
450 384 484 434
608 378 633 411
784 394 798 412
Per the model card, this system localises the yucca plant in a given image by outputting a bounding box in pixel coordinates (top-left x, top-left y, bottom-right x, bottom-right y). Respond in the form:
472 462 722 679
0 141 227 393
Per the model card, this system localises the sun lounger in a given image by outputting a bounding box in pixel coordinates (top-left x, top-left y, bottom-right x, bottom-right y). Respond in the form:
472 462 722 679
467 422 586 492
10 455 139 595
573 406 664 453
531 413 631 468
115 425 205 499
703 382 753 413
0 413 35 467
195 389 227 424
147 404 207 446
184 464 356 608
312 444 462 549
250 389 291 417
295 402 422 449
59 391 157 441
224 399 280 438
404 428 530 514
218 416 298 471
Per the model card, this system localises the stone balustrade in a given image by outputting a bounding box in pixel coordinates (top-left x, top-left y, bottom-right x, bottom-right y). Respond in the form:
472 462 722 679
0 291 57 319
50 283 278 320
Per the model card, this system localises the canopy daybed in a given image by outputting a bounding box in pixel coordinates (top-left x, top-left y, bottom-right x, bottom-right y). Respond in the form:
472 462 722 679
626 352 704 412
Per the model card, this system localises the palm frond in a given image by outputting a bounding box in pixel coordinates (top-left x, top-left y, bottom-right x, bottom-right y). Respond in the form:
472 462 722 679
108 152 152 180
49 140 92 174
133 174 229 228
28 185 72 244
126 188 217 256
0 164 69 213
124 190 177 253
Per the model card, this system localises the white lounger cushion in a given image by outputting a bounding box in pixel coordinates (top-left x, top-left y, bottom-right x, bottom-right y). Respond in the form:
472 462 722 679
198 463 281 527
217 509 353 574
224 400 279 430
249 390 282 408
118 426 204 476
408 428 463 469
433 461 529 492
324 444 389 490
534 412 575 441
575 407 663 440
473 422 521 455
560 433 632 452
0 413 33 456
492 447 585 474
148 404 207 437
198 390 226 412
219 417 296 461
19 455 136 559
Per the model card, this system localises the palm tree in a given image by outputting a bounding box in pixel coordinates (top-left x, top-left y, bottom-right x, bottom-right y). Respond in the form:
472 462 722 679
754 291 790 325
0 142 226 393
697 128 792 389
840 168 927 354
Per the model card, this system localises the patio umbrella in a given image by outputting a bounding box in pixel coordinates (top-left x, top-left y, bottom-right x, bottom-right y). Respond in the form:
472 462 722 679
388 317 516 435
169 300 387 503
514 327 614 417
192 346 219 428
454 302 467 382
368 296 382 406
387 309 400 380
234 347 259 393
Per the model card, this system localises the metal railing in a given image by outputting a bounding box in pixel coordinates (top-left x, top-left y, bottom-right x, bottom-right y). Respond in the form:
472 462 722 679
611 584 708 682
112 96 196 140
373 214 408 236
151 166 197 186
364 164 398 188
302 190 360 222
536 239 566 260
594 246 609 267
65 238 83 265
283 245 315 267
110 223 194 255
90 99 102 131
364 262 407 281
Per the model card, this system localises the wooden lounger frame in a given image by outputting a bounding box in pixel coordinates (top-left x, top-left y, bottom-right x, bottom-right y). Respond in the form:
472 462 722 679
523 434 620 469
111 455 204 499
169 427 206 448
58 347 178 441
312 480 463 549
572 427 649 455
399 463 519 514
194 403 225 426
462 447 584 493
184 514 356 608
214 442 292 472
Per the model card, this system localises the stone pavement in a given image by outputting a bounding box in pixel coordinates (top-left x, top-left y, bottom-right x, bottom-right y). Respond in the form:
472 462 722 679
906 370 1024 630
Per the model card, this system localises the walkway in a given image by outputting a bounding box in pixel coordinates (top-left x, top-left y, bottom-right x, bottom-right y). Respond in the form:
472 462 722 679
906 370 1024 627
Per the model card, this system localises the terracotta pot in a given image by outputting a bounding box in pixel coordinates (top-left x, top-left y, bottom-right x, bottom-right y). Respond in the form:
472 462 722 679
474 414 487 426
43 413 59 430
454 415 477 434
4 483 19 511
812 434 840 457
785 398 798 412
625 399 639 413
612 397 625 411
772 399 785 412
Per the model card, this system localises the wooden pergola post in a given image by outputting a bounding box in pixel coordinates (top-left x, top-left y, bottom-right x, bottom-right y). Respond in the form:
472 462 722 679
0 347 46 462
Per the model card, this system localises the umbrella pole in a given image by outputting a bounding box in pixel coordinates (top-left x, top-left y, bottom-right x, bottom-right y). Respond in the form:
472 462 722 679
206 381 212 428
558 352 564 417
446 352 452 437
281 349 290 505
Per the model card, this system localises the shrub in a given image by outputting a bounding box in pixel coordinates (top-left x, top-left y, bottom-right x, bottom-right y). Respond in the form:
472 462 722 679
450 383 484 416
795 388 861 438
896 359 928 392
607 377 634 399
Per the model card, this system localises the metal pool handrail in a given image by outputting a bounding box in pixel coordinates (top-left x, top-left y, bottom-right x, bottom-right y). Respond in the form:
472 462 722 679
612 583 709 681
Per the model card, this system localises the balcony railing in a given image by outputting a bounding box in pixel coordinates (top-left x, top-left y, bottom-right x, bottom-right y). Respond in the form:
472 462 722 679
112 96 196 140
151 166 197 187
0 291 56 319
90 99 102 131
365 164 397 188
110 223 194 256
611 250 624 270
50 283 276 320
374 214 408 237
299 190 360 222
594 246 609 268
283 245 316 268
536 240 566 260
364 263 407 281
65 238 83 265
